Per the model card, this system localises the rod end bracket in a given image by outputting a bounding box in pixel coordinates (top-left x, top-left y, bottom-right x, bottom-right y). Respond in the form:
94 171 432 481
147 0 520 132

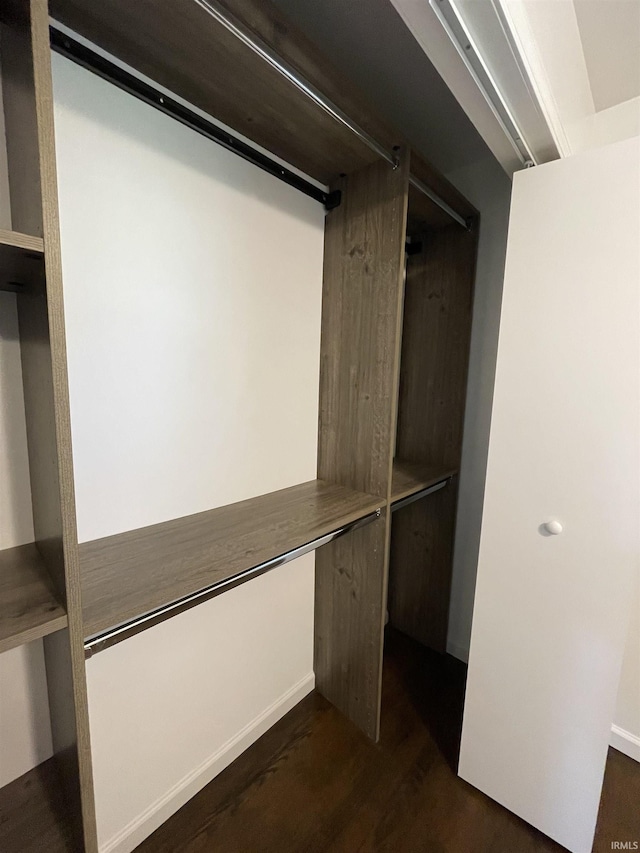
324 189 342 211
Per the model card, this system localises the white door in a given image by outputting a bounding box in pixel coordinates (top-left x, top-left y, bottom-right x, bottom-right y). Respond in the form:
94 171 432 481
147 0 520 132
459 136 639 853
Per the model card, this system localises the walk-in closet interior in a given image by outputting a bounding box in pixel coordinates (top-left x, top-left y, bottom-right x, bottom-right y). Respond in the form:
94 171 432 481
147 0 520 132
0 1 479 850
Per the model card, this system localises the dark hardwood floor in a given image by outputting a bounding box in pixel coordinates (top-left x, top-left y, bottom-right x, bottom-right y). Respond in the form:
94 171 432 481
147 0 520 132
139 629 639 853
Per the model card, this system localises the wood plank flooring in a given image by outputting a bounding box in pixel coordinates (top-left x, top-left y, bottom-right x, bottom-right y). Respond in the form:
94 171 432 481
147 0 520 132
138 629 640 852
0 757 75 853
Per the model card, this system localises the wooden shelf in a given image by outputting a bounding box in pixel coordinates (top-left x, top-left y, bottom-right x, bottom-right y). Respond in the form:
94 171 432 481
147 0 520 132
0 544 67 654
0 228 44 292
80 479 384 638
390 461 457 505
0 758 75 853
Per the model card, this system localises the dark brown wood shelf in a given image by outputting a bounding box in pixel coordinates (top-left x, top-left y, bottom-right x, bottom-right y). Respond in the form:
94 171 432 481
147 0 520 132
390 460 457 505
80 479 384 638
0 758 75 853
0 544 68 654
0 228 45 292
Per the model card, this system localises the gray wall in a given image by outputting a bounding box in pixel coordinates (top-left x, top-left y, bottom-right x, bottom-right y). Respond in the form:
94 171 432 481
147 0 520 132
275 0 513 659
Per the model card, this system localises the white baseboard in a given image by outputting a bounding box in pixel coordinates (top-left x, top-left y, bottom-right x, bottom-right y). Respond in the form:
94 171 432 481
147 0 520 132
610 724 640 763
101 672 315 853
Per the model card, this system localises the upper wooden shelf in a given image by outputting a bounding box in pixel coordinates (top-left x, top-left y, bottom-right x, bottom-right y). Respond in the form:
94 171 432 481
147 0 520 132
80 479 384 639
0 543 68 654
49 0 475 222
390 461 457 505
0 228 45 292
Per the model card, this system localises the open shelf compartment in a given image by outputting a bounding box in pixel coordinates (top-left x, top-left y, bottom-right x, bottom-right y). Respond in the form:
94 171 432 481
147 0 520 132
0 229 45 292
0 543 67 654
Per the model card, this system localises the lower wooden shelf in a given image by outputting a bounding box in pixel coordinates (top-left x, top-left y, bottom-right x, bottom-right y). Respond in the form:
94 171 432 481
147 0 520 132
0 544 68 654
0 758 75 853
0 228 44 292
81 479 384 643
390 460 457 505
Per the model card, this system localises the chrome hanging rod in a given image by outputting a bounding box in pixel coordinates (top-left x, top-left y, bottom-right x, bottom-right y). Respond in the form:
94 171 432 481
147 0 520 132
391 478 450 513
193 0 471 229
193 0 397 168
83 508 381 657
408 175 469 230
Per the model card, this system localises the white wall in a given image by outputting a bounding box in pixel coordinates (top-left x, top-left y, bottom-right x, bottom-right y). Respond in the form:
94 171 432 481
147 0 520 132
0 643 53 786
0 57 54 788
51 52 323 851
86 555 314 853
52 54 324 543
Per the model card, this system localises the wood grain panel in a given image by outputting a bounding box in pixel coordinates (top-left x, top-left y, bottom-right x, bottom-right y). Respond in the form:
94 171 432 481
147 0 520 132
4 2 98 849
0 15 44 237
390 460 457 505
314 516 388 740
0 228 44 252
396 224 477 468
0 543 68 653
389 223 477 655
80 480 383 638
317 154 409 498
388 478 459 653
315 153 408 740
0 756 75 853
49 0 394 184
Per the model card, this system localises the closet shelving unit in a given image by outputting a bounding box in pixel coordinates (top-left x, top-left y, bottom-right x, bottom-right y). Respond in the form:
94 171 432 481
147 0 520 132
0 1 96 851
0 0 478 850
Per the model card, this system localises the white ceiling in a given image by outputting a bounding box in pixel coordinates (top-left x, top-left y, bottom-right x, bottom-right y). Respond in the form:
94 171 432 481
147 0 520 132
574 0 640 112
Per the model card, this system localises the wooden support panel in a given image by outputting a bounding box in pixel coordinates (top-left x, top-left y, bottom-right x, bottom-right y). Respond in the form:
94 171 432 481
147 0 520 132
3 2 98 849
0 544 67 653
388 478 459 653
396 224 477 469
315 515 388 741
80 480 383 638
315 153 408 740
0 757 75 853
317 154 409 498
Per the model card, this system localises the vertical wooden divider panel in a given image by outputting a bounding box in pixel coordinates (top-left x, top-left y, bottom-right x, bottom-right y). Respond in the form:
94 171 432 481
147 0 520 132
396 224 477 468
2 1 98 849
315 152 408 741
388 478 459 652
389 223 477 653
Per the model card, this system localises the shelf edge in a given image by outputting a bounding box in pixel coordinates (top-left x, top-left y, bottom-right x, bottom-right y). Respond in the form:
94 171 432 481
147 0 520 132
83 506 382 657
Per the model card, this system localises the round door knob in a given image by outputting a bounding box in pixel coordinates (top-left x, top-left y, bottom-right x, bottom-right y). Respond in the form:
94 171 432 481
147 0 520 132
543 520 563 535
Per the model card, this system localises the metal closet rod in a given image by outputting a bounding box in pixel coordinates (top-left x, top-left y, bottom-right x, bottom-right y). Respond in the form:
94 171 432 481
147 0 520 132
409 175 470 230
194 0 470 229
391 477 450 513
83 508 382 657
193 0 396 167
